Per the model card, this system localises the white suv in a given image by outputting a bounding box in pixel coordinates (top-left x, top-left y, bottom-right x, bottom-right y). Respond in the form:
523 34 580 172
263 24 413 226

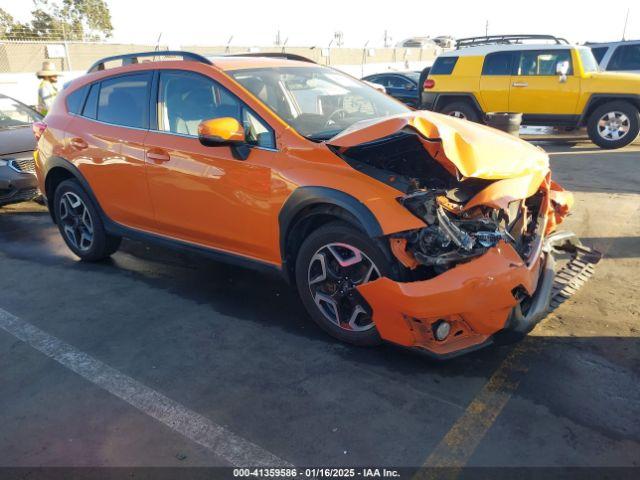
588 40 640 74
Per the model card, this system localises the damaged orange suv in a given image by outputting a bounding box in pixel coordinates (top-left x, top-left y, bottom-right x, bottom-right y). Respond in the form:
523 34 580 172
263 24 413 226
35 51 599 358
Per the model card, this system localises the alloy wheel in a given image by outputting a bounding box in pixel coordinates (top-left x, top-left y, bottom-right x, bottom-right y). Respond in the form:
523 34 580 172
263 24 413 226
59 192 94 252
597 111 630 141
448 111 467 120
307 243 380 332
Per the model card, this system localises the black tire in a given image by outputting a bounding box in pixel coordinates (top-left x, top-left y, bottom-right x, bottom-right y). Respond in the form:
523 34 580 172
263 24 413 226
53 179 121 261
440 101 481 122
295 221 395 346
587 101 640 149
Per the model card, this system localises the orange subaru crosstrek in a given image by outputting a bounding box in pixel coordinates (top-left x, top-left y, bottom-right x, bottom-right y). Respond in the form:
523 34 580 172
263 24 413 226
34 51 599 359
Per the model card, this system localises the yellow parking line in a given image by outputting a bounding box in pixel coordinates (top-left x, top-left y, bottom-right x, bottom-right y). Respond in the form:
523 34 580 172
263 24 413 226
413 341 537 479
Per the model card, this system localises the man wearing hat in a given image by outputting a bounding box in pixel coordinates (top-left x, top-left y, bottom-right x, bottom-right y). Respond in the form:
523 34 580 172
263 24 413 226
36 61 59 115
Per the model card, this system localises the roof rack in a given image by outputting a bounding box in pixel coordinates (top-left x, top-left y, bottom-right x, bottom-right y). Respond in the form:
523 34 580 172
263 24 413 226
87 50 213 73
223 52 316 64
456 34 569 49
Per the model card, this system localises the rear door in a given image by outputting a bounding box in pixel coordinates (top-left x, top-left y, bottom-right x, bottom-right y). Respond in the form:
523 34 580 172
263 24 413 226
63 72 155 231
479 51 515 112
508 49 581 116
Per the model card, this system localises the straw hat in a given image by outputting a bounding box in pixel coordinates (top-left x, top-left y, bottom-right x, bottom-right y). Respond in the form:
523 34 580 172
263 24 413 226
37 61 59 77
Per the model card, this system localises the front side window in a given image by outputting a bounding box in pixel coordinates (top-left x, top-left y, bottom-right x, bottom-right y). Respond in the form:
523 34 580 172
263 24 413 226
230 66 408 140
482 52 514 75
516 50 573 76
388 76 414 89
97 73 151 128
608 44 640 71
158 70 274 148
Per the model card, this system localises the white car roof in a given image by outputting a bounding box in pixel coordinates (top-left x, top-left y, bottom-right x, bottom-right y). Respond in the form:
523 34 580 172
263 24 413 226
440 43 584 57
587 40 640 48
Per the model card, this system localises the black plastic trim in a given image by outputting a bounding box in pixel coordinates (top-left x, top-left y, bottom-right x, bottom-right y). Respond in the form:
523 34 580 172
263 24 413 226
278 186 384 272
578 94 640 125
42 157 282 277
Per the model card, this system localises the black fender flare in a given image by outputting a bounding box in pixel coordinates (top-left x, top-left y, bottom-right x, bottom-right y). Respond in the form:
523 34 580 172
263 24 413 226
431 93 484 116
278 186 384 279
42 156 106 224
578 94 640 125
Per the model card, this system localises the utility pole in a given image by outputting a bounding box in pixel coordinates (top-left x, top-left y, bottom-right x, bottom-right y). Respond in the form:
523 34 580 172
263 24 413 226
384 30 391 48
622 8 630 40
485 20 489 37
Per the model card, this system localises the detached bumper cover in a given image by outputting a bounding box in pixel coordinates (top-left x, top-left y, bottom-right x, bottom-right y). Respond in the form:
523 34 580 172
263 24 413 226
357 231 601 359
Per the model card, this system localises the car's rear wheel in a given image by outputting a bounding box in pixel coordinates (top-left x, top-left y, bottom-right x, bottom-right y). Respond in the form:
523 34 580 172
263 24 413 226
53 179 121 261
295 222 393 346
440 101 481 122
587 101 640 149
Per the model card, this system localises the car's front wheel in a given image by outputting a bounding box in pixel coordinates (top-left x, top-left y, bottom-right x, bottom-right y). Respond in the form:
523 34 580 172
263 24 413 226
53 179 121 261
587 101 640 149
295 222 394 346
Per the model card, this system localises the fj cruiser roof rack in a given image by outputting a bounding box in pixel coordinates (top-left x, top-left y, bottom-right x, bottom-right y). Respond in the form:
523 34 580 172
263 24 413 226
87 50 213 73
222 52 316 64
456 34 569 49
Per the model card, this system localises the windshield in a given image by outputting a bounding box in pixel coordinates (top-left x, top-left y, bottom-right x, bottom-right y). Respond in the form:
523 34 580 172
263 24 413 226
578 47 600 73
0 96 41 129
229 66 409 140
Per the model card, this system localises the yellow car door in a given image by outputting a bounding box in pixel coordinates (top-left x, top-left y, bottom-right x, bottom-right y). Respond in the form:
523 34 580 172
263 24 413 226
479 51 516 112
508 49 581 116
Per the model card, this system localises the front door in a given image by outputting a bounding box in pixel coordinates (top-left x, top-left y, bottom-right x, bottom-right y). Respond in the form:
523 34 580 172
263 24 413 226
143 69 281 263
508 49 581 117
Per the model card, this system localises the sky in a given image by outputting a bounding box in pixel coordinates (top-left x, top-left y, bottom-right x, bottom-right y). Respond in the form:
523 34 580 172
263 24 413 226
1 0 637 47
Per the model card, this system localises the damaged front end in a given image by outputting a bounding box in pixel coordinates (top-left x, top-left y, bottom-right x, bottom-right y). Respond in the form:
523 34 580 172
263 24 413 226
327 112 599 358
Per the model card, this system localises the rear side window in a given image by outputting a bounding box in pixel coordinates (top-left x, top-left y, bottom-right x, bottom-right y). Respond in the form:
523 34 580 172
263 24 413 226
430 57 458 75
590 47 608 64
608 44 640 71
82 83 99 119
482 52 514 75
97 73 151 128
66 86 87 114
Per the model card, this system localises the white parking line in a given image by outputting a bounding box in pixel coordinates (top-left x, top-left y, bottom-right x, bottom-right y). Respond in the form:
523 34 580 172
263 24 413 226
0 307 288 467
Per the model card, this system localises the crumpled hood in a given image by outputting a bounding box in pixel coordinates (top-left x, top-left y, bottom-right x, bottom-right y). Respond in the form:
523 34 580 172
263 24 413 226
327 111 549 182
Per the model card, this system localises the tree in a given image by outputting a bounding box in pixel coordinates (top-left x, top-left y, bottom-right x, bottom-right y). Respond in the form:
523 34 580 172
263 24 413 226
0 0 113 41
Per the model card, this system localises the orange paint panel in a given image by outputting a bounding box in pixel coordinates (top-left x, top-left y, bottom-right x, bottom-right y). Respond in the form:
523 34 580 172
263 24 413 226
357 242 543 348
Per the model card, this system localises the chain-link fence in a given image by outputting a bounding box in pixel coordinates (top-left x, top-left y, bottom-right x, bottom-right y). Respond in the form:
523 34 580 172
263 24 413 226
0 35 439 106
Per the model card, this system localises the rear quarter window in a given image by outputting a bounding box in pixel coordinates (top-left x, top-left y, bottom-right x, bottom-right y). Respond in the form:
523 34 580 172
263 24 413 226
66 86 88 114
430 57 458 75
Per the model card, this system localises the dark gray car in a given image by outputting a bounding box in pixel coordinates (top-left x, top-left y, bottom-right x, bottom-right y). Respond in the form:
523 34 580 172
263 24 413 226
0 94 42 207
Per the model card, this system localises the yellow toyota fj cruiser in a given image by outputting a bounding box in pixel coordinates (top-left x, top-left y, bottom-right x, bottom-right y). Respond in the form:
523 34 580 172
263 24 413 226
422 35 640 149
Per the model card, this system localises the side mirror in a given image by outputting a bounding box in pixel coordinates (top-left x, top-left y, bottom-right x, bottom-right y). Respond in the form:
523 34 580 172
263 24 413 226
198 117 250 160
556 61 570 83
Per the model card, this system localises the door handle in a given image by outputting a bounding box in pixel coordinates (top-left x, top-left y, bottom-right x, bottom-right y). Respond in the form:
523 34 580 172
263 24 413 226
512 82 529 87
146 149 171 163
69 137 88 150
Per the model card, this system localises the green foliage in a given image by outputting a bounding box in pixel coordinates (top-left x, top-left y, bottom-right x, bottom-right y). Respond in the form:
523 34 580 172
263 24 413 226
0 0 113 40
